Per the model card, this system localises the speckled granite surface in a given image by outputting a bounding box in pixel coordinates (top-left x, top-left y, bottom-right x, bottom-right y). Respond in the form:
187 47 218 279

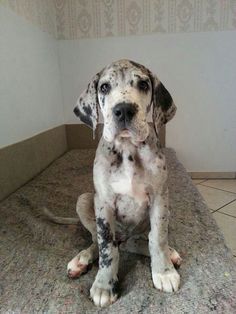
0 149 236 313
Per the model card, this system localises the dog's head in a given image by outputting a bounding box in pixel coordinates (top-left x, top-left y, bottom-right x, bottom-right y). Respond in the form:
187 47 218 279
74 59 176 142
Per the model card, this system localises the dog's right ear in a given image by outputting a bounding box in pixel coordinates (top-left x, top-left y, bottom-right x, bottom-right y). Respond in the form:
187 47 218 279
150 74 177 134
73 72 101 132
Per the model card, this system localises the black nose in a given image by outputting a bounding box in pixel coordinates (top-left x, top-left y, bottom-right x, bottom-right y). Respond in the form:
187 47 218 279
112 102 137 125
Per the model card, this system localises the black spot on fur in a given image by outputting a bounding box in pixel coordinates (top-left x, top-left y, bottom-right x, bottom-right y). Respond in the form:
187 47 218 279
96 217 114 268
109 279 119 295
99 253 113 268
117 152 123 166
111 151 123 168
113 240 118 247
97 217 113 243
73 106 80 117
119 68 125 80
130 80 133 86
101 95 105 107
129 60 146 72
112 146 117 154
134 74 142 79
163 166 166 170
86 83 90 93
73 106 93 128
128 155 133 162
83 105 92 116
134 153 143 169
155 83 173 112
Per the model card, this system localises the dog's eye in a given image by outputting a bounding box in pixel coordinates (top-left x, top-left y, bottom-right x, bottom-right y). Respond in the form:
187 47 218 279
100 83 111 94
138 80 149 92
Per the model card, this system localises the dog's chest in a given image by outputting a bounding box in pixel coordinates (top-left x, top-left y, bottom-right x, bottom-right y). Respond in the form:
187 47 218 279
109 145 154 204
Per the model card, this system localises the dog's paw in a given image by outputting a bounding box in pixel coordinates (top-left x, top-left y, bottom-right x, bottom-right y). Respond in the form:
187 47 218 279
67 250 90 278
152 268 180 293
169 247 182 268
90 278 118 307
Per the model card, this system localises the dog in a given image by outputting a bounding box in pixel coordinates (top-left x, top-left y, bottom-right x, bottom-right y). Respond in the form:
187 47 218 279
46 59 182 307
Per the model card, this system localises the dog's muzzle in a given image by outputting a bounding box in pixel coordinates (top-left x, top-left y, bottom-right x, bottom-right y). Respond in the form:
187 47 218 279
112 102 137 129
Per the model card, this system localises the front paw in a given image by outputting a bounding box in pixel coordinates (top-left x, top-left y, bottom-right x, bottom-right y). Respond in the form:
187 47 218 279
152 268 180 293
90 278 118 307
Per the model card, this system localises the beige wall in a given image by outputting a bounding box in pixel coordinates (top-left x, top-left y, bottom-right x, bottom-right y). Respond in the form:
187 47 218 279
0 4 64 149
1 0 57 37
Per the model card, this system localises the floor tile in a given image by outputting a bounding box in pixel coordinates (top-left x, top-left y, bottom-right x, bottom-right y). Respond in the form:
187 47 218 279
197 185 236 211
202 179 236 194
192 179 206 184
213 212 236 255
219 200 236 217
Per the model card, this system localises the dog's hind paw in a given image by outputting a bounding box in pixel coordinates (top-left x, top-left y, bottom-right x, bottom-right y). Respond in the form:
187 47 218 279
67 250 91 278
169 247 182 268
67 261 88 278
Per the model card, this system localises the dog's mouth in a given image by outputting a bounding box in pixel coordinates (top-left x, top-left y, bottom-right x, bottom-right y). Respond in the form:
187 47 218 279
116 127 148 143
119 128 131 138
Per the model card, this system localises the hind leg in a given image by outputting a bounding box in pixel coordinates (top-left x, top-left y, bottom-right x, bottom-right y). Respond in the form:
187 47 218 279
67 193 99 278
120 235 182 267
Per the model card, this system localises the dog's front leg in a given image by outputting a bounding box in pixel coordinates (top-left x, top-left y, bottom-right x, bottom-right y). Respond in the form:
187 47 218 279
149 188 180 293
90 194 119 307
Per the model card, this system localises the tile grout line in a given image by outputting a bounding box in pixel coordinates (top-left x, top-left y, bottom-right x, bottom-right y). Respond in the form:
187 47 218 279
213 210 236 219
193 179 208 185
199 183 236 195
211 199 236 214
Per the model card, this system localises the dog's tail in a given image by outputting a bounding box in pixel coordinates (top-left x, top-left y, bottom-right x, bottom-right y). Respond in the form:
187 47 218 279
42 207 79 225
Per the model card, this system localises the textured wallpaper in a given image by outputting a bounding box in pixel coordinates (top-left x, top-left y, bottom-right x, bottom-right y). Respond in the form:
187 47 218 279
1 0 57 37
1 0 236 39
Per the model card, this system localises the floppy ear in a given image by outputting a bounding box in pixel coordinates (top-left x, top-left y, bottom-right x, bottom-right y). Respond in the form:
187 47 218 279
73 72 100 132
151 74 177 133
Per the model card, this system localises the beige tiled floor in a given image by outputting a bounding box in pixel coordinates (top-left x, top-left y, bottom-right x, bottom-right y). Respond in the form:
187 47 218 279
192 179 236 260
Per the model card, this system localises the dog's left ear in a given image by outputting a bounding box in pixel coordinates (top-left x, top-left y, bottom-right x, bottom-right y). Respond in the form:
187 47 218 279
150 74 177 133
73 72 101 132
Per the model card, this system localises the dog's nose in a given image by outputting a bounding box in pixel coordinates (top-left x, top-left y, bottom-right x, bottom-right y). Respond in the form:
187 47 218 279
113 102 137 124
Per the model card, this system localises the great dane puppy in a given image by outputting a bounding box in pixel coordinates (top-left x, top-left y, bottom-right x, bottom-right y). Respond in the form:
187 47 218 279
68 59 181 307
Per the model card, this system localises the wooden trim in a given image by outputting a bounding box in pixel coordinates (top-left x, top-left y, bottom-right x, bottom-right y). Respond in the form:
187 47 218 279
66 123 166 149
65 124 102 149
189 172 236 179
0 125 67 201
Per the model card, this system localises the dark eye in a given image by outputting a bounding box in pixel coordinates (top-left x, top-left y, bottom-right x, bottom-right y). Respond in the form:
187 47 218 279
100 83 111 94
138 80 149 92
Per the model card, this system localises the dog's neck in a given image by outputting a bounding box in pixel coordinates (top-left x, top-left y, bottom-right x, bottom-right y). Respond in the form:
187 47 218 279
106 125 162 155
113 136 143 152
102 128 161 158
